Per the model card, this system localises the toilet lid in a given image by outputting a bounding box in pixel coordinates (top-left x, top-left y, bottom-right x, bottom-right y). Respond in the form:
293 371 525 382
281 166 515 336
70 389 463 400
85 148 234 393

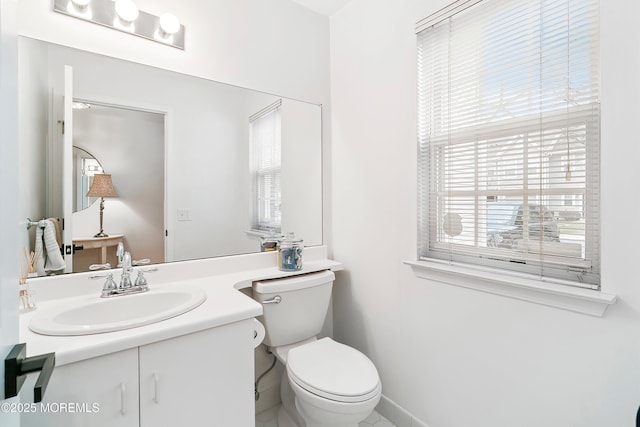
286 338 380 403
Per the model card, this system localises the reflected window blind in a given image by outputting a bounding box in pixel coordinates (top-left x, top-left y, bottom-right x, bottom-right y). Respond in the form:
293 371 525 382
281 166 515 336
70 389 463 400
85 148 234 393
250 100 282 232
417 0 600 288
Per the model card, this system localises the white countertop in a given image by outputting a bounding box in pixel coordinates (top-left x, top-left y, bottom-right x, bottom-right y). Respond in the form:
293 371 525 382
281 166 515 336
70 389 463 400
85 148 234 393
20 258 343 367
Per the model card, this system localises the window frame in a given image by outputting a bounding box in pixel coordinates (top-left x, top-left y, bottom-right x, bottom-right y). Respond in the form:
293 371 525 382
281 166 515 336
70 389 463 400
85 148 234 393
249 100 282 233
415 0 602 291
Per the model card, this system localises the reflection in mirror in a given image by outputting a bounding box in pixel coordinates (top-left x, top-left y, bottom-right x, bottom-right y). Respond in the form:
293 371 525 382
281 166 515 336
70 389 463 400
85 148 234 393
18 36 323 276
71 102 165 273
72 146 102 212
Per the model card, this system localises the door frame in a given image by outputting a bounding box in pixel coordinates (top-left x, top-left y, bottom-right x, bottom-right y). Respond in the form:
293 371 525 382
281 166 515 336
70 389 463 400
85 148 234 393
60 93 170 266
0 0 23 425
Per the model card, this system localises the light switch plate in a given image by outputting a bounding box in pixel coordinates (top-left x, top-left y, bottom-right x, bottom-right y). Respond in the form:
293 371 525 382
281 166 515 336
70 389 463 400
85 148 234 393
177 209 191 221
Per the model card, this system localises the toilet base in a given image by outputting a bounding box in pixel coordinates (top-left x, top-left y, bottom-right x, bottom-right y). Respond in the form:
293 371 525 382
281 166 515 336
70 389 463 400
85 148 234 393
279 370 306 427
279 403 367 427
277 405 301 427
278 368 379 427
277 402 374 427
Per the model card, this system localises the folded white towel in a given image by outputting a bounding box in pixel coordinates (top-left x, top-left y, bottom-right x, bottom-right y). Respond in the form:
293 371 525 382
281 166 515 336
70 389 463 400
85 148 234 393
35 220 66 275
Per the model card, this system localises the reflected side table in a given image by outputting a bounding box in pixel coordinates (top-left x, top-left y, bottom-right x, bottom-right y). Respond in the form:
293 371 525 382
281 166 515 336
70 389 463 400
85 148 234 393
72 234 124 265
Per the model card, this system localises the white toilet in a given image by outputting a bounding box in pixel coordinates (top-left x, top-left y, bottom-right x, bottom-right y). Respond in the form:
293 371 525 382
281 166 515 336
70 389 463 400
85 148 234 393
253 270 381 427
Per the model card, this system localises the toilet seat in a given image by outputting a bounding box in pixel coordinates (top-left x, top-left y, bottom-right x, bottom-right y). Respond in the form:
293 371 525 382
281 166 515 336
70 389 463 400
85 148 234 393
286 338 381 403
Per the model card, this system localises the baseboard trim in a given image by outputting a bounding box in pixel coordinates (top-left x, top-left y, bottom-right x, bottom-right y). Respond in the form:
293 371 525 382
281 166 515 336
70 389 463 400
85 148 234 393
376 394 430 427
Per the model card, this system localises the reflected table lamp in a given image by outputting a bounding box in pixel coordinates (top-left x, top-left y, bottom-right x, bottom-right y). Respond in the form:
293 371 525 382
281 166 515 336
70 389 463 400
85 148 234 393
86 173 118 238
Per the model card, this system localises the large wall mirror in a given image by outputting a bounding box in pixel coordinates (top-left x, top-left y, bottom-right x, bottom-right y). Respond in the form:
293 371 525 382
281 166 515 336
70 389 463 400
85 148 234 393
19 36 323 275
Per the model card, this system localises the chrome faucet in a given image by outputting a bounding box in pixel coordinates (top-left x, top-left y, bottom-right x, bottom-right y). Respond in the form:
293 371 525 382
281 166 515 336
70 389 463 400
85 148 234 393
116 242 125 266
117 243 150 268
120 251 133 289
90 250 156 298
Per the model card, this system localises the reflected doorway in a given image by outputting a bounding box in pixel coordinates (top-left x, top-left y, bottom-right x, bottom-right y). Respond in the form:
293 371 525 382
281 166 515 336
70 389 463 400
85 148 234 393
71 101 165 272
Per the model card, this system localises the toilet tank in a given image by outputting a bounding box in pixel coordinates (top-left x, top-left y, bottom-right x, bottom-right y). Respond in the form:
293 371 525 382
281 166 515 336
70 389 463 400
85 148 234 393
253 270 335 348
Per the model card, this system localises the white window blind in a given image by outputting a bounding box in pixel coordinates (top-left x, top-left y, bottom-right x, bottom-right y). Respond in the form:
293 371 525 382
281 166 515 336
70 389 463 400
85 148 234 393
250 100 282 232
417 0 600 288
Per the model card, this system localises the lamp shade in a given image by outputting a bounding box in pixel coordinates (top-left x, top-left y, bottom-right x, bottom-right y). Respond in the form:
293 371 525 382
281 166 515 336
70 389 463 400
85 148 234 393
87 174 118 198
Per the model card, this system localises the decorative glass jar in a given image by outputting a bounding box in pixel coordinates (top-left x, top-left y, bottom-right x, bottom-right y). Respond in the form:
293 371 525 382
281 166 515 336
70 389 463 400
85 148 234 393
277 232 303 271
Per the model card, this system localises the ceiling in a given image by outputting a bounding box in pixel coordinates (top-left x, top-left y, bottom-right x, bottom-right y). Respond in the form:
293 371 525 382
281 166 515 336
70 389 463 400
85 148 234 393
289 0 353 16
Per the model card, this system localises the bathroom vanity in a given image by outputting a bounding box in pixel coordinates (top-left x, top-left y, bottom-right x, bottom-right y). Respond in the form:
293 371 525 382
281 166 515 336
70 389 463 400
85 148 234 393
21 324 252 427
17 247 342 427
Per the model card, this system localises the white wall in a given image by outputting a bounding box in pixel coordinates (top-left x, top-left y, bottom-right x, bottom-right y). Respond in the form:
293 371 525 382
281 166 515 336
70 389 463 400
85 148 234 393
17 0 329 106
280 99 323 245
17 36 48 248
330 1 640 426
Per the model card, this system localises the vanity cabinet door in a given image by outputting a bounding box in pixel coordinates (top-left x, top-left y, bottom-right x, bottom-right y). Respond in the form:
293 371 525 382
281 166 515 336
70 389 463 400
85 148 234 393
20 348 139 427
139 320 254 427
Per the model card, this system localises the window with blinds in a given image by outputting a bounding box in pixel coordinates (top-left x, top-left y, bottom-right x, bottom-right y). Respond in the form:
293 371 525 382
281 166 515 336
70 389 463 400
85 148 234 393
417 0 600 288
250 100 282 232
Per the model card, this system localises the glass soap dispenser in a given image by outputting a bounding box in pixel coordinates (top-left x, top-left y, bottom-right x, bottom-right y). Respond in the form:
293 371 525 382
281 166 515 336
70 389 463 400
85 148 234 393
277 232 303 271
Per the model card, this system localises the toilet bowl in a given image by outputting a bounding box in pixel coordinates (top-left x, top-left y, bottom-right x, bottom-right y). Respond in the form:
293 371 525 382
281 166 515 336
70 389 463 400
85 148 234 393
253 271 382 427
285 338 381 427
289 376 381 427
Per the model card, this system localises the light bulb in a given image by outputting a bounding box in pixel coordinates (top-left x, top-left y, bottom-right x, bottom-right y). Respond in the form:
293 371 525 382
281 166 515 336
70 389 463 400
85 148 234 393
115 0 139 23
159 12 180 35
67 0 92 18
71 0 91 7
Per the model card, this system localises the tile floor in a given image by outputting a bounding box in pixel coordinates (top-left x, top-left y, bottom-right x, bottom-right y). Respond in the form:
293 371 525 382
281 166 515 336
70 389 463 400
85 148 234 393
255 405 396 427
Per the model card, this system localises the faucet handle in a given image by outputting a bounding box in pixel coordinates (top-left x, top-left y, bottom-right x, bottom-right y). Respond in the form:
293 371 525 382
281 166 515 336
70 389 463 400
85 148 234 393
91 273 117 297
89 273 112 280
103 273 117 290
134 270 149 288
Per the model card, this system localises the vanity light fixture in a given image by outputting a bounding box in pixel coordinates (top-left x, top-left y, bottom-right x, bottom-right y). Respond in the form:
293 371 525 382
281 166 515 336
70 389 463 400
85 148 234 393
86 174 118 238
154 12 180 43
67 0 92 19
114 0 138 30
115 0 138 22
159 12 180 35
70 0 91 9
159 12 179 35
53 0 185 50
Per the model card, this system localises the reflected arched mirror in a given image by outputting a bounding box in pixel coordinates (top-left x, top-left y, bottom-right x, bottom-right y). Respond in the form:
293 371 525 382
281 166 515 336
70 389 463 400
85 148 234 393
72 145 103 212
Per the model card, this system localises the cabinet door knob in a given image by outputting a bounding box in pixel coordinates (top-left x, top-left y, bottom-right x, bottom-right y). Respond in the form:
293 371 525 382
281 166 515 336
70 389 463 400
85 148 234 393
153 373 159 404
120 383 127 416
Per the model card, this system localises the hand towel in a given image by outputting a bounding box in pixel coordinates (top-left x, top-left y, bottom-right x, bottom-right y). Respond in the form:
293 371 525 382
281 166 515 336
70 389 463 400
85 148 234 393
35 219 66 275
46 217 62 248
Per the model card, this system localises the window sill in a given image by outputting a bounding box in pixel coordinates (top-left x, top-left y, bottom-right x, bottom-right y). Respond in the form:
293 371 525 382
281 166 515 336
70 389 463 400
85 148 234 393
244 230 267 241
404 259 616 317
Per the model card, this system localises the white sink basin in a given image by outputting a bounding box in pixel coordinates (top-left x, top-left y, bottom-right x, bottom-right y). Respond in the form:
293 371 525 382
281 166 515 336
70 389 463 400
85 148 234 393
29 286 207 336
